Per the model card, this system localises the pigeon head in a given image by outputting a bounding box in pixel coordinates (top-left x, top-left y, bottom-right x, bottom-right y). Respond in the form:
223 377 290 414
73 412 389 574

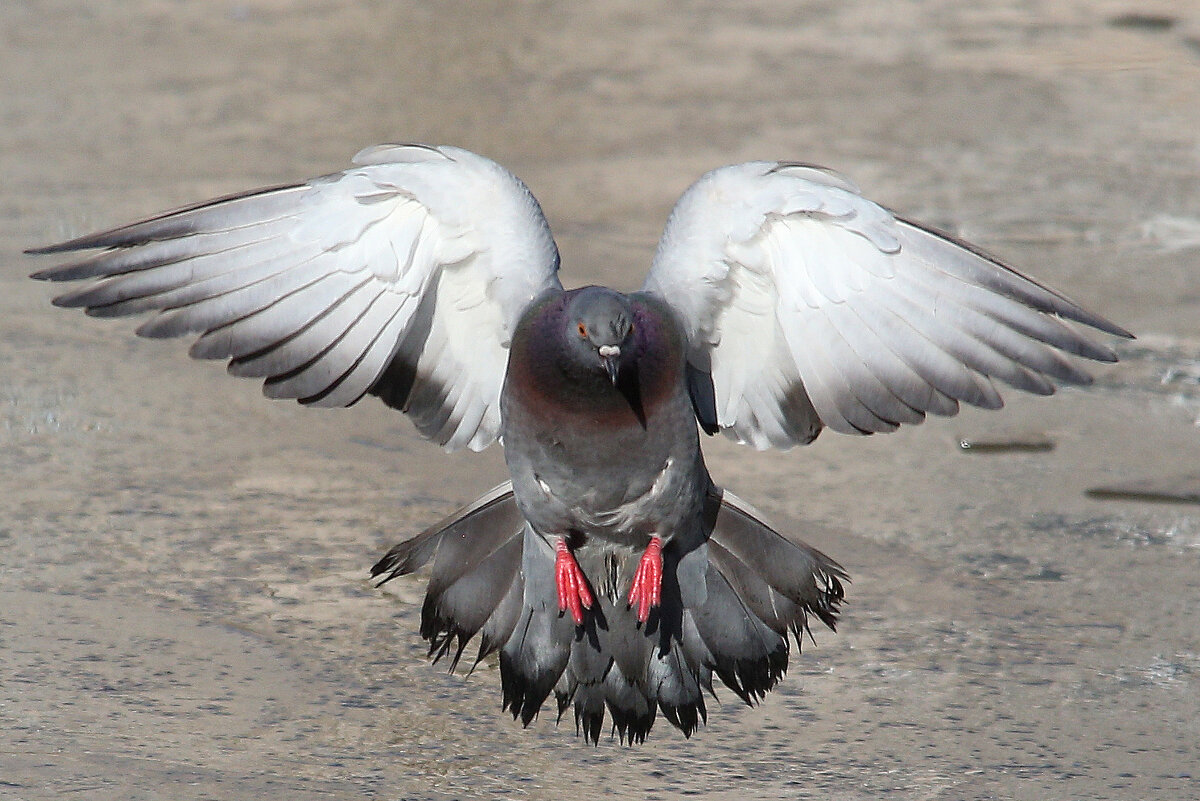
563 286 636 384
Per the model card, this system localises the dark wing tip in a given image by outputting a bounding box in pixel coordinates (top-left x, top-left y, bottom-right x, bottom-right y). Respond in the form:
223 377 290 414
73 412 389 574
897 216 1136 342
26 233 127 256
1103 320 1136 342
26 182 306 262
23 224 181 256
1068 311 1134 343
29 264 72 281
49 293 82 309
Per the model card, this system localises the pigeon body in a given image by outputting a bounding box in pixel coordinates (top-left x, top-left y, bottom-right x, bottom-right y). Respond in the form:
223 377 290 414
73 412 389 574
502 287 705 555
28 144 1131 743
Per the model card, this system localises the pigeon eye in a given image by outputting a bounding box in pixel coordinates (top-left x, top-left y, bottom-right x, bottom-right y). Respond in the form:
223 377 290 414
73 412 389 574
577 322 588 338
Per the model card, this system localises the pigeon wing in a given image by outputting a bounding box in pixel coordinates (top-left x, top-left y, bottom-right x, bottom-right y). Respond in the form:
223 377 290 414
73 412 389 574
642 161 1131 449
30 144 562 452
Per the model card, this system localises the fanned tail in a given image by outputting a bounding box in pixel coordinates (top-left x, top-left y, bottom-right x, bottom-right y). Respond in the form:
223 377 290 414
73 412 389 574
371 482 527 671
370 482 846 744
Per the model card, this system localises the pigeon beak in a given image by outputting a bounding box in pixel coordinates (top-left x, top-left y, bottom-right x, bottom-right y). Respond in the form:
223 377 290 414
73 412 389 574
604 356 620 385
598 345 621 385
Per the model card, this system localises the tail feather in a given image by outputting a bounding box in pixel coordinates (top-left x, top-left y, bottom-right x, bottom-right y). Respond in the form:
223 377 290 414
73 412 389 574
707 488 847 631
369 521 440 580
370 481 520 585
678 612 718 693
371 482 526 672
371 482 847 743
687 562 789 704
707 537 802 636
419 531 522 669
602 665 658 744
500 604 574 726
555 612 613 718
555 638 608 745
555 652 659 746
556 676 603 743
596 596 654 687
553 597 665 745
474 568 525 666
646 634 708 737
424 484 526 597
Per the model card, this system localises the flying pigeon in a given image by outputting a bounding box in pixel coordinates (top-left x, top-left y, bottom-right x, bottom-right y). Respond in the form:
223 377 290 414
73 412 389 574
28 144 1130 743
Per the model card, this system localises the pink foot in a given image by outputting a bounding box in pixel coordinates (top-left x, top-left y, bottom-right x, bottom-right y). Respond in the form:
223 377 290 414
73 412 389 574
555 538 593 625
627 536 663 623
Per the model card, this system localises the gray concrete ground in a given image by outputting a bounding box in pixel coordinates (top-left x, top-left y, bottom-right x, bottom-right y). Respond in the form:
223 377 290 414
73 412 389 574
2 2 1199 799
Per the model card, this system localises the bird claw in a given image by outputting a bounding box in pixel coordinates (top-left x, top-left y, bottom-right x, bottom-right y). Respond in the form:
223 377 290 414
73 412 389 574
627 536 663 623
555 538 593 625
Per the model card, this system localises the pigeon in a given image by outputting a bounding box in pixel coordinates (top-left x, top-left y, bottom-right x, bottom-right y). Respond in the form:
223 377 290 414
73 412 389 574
29 144 1131 743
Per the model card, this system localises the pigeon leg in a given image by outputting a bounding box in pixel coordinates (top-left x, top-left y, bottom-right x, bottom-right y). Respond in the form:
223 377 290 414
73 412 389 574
555 537 593 625
627 536 663 623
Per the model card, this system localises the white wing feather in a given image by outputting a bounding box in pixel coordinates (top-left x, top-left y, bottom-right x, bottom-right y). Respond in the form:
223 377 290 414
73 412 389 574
30 144 562 452
644 161 1130 449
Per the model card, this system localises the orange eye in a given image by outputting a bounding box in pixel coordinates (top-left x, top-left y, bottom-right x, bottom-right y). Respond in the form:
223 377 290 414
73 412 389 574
577 322 588 338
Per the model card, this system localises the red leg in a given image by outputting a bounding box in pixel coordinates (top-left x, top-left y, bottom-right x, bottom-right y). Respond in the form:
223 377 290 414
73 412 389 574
555 538 593 625
627 536 663 623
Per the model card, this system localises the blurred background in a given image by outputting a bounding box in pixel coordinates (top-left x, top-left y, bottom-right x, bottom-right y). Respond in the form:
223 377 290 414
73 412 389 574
3 2 1199 799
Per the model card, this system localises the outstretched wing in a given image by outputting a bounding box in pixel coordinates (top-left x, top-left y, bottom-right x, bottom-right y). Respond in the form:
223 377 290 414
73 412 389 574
29 144 562 452
643 162 1131 449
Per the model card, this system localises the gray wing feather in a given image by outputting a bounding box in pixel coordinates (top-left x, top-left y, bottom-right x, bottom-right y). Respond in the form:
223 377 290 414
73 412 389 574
30 145 562 451
644 161 1131 447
